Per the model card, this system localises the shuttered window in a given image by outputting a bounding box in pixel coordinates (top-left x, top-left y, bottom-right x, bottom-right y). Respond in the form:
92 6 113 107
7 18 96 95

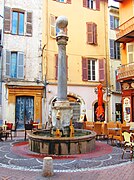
110 15 119 30
50 14 67 38
4 6 32 36
12 11 24 35
86 22 97 45
115 70 121 91
82 58 105 81
55 54 68 80
110 39 120 59
127 44 134 63
82 58 88 81
6 51 24 79
50 15 57 38
99 59 105 82
82 58 98 81
4 7 11 33
26 12 32 36
53 0 71 3
83 0 100 10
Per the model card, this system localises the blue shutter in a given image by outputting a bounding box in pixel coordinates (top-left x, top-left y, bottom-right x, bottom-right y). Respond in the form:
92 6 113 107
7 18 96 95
6 50 11 76
110 39 114 59
17 52 24 79
110 15 114 29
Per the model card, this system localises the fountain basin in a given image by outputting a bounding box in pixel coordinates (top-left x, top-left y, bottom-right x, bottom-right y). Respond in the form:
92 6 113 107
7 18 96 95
28 129 96 155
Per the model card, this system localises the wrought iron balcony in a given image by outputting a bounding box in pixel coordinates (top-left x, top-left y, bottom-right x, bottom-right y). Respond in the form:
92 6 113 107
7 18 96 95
117 62 134 81
116 16 134 43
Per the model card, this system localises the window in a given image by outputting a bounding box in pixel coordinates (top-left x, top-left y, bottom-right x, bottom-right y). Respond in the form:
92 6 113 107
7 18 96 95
53 0 71 3
115 70 121 91
127 44 134 63
110 15 119 29
82 58 105 81
6 51 24 79
4 7 32 36
83 0 100 11
110 39 120 59
58 0 66 2
86 22 97 45
12 11 24 35
50 15 67 38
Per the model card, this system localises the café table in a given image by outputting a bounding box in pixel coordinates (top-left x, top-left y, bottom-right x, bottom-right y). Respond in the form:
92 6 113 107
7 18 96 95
108 127 121 134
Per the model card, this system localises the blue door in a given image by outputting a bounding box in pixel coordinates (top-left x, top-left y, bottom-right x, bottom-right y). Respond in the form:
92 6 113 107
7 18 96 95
15 96 34 130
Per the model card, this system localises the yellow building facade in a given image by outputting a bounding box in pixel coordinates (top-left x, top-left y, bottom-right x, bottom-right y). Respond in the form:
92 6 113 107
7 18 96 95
115 0 134 122
42 0 110 123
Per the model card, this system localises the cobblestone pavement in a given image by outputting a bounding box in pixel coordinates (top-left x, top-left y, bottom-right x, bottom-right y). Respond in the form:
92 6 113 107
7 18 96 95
0 133 134 180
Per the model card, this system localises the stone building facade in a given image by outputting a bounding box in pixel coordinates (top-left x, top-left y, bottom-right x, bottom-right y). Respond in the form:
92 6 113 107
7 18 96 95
0 0 44 129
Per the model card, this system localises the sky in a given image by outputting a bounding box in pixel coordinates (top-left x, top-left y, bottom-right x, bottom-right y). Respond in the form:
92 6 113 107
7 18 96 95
108 0 119 7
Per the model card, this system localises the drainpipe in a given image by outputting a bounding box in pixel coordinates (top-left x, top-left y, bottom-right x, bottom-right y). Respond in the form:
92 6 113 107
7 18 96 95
42 0 49 124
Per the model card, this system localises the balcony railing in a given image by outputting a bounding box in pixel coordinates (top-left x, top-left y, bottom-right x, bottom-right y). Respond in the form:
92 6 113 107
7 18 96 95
117 62 134 80
116 16 134 42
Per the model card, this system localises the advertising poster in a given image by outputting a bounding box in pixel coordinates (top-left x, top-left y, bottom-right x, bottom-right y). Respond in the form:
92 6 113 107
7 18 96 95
123 97 131 122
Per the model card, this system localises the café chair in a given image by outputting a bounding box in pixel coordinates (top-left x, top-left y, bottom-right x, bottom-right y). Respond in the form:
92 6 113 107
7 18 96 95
122 131 134 161
112 125 130 147
5 122 13 140
101 122 108 139
24 123 33 140
107 122 117 144
94 122 102 139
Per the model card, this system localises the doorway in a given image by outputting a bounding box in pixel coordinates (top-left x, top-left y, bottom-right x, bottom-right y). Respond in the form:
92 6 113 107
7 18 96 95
15 96 34 130
115 103 122 122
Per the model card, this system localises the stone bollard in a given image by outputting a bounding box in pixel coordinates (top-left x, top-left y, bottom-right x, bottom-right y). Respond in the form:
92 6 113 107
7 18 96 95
42 157 54 177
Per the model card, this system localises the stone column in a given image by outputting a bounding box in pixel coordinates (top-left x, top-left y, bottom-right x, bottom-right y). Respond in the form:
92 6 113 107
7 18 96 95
52 16 73 135
57 35 68 101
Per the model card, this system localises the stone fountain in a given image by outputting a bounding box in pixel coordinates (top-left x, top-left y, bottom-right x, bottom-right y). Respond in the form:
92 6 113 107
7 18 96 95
28 16 96 155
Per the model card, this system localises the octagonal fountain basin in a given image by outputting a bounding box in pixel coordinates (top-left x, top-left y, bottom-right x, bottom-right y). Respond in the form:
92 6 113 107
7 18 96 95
28 129 96 155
